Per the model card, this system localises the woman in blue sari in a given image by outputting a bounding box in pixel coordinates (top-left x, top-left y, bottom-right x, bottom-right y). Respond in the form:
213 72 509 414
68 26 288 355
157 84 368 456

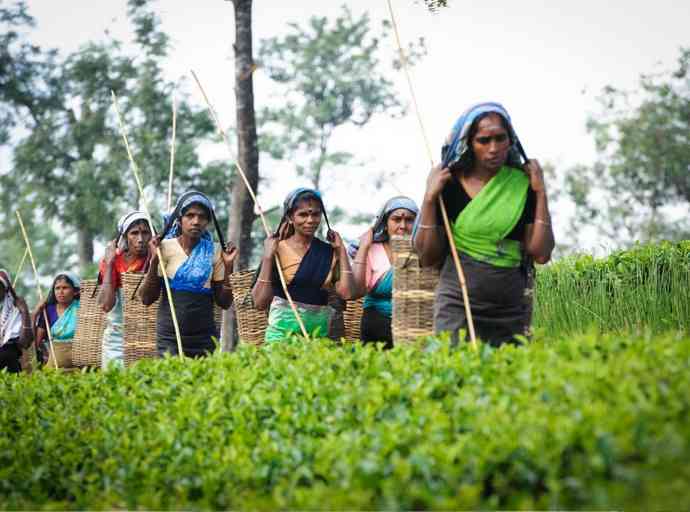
351 197 418 348
34 272 81 368
252 188 356 342
140 191 237 357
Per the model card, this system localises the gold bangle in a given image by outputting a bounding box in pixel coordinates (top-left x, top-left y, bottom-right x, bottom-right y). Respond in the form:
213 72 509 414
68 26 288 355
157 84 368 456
341 270 353 274
418 224 439 229
353 260 366 265
258 278 272 284
535 219 550 226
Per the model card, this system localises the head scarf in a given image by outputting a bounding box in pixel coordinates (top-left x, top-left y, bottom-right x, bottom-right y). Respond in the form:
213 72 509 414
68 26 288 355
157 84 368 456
371 196 419 242
441 102 525 170
277 187 332 235
0 269 23 347
161 190 226 248
116 211 150 251
46 271 81 306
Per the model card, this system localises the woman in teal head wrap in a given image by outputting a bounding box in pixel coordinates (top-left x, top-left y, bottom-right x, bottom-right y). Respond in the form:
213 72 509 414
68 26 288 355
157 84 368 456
414 102 554 346
34 271 81 368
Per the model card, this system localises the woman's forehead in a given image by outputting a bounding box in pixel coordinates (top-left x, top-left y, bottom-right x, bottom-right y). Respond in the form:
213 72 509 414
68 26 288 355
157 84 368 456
294 198 322 212
126 220 150 233
184 204 208 215
389 208 417 218
476 114 507 134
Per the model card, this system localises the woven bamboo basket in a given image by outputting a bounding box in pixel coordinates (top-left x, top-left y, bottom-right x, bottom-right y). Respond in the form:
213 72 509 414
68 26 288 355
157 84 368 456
391 236 440 344
122 272 158 366
71 279 106 367
229 269 267 346
343 298 364 341
122 273 227 365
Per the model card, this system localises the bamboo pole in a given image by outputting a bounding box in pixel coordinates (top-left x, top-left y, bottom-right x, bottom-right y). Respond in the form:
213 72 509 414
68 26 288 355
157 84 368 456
384 0 478 350
190 70 310 340
167 90 177 211
12 248 28 288
111 91 185 359
15 211 59 369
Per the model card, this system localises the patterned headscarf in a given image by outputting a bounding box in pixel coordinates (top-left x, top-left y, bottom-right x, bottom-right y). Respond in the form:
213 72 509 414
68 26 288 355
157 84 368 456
441 102 524 170
116 211 150 251
0 269 22 346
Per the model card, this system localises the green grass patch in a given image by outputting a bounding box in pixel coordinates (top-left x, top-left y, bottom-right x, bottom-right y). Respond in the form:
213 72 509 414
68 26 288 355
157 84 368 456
2 333 689 510
534 240 690 335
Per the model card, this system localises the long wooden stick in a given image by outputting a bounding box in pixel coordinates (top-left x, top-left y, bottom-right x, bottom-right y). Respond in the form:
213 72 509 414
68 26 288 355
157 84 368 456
111 91 185 359
12 248 28 288
190 70 310 340
167 90 177 211
384 0 478 350
15 211 59 369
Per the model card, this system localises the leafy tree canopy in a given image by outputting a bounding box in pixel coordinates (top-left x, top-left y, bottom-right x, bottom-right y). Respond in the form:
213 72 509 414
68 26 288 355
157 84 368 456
565 47 690 245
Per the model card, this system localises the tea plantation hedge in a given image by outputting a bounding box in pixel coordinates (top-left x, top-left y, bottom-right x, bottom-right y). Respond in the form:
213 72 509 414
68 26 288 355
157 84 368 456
2 333 689 509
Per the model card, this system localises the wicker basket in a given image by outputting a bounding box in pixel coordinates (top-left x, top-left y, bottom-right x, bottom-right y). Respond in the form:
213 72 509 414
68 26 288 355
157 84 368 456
391 236 439 344
343 298 364 341
122 272 158 366
122 273 227 364
229 269 267 346
71 279 106 367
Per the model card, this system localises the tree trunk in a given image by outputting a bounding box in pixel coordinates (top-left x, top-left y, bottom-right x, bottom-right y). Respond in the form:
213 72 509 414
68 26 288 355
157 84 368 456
76 226 94 273
223 0 260 351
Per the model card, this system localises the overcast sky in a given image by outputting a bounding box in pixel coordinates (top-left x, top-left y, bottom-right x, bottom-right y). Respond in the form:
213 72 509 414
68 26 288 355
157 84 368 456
17 1 690 252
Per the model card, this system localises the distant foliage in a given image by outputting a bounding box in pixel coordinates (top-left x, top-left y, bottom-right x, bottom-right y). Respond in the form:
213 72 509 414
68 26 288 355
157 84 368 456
565 47 690 245
258 6 425 191
0 0 222 271
421 0 449 11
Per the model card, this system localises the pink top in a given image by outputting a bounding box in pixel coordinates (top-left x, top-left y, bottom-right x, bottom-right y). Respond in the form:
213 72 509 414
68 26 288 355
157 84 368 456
365 243 391 292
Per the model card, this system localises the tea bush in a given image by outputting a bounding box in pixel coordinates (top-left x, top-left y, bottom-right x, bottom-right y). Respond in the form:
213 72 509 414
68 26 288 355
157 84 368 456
2 333 689 509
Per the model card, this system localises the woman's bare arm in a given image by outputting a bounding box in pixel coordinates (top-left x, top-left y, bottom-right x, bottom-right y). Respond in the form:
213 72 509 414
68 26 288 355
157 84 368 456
139 238 162 306
522 160 555 264
414 165 452 267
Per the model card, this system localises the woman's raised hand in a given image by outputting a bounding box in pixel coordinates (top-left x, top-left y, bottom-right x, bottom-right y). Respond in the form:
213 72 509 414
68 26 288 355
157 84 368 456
147 237 161 265
425 164 452 201
104 240 118 266
263 222 289 260
221 242 238 268
327 230 345 252
358 228 374 249
523 159 546 194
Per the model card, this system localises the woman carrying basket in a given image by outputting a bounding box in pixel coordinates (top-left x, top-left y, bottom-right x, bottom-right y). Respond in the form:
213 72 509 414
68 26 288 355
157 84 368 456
0 269 32 373
140 191 237 357
350 196 418 348
34 271 81 368
252 188 356 342
98 211 152 368
414 102 554 346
